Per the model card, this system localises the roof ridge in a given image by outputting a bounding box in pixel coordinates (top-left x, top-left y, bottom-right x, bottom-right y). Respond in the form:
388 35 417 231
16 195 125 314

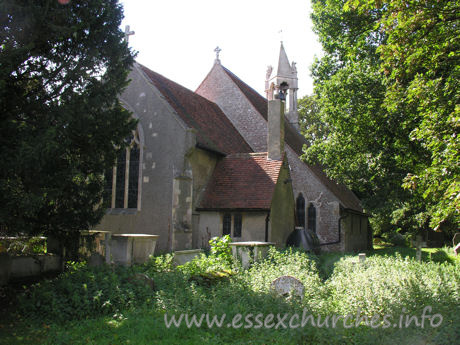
220 65 363 211
137 62 253 155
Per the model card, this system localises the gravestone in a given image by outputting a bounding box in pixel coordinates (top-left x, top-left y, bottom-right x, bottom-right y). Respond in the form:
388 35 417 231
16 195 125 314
270 275 305 300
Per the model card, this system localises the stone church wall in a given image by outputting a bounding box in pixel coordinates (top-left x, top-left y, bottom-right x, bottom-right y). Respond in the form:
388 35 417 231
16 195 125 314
269 160 295 246
197 65 347 252
97 64 193 253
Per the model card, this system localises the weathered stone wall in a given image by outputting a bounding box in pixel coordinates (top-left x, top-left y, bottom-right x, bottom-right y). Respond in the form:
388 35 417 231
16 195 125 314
188 148 219 248
197 65 268 152
97 64 192 253
198 211 270 247
198 211 220 248
270 160 295 246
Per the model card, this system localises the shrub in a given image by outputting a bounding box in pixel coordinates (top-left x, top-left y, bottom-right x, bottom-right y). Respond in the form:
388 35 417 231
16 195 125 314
209 235 233 265
178 235 236 276
142 253 175 274
18 263 155 322
383 231 407 247
327 254 459 317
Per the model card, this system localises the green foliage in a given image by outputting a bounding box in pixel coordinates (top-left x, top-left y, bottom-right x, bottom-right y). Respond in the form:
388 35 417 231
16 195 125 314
17 263 154 322
142 253 175 273
244 247 325 311
298 94 328 147
0 0 137 238
382 231 407 247
327 254 459 317
306 0 459 237
0 236 46 255
209 235 233 265
5 247 460 344
365 0 460 236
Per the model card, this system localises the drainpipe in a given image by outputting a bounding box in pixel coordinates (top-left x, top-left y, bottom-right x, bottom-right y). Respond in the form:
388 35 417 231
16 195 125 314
319 213 348 246
265 213 270 242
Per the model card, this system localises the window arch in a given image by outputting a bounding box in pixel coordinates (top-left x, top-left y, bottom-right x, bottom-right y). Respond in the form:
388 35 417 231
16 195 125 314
296 193 305 228
307 203 316 233
104 128 142 210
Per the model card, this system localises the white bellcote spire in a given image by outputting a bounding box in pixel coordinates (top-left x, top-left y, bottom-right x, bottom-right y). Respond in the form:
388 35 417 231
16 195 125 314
265 42 299 131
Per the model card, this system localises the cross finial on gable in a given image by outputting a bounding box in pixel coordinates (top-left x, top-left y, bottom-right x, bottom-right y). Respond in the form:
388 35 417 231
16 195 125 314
124 25 135 42
214 46 222 63
278 29 284 43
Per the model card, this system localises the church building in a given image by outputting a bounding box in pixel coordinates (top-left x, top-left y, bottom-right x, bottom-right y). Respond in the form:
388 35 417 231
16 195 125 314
96 43 370 253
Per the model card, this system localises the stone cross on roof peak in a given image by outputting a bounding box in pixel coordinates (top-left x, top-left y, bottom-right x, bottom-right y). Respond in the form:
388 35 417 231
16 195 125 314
124 25 135 42
214 46 222 63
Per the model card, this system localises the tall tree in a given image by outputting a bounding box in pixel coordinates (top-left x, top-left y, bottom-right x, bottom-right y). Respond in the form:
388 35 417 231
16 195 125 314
0 0 137 239
298 94 329 147
367 0 460 235
306 0 459 236
305 0 447 236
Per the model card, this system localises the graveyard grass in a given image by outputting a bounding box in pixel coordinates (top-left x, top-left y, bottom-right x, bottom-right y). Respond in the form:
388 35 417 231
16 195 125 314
0 245 458 345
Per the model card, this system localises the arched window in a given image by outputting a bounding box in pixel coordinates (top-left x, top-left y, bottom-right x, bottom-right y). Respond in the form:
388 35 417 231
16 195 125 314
307 203 316 233
296 194 305 228
104 129 141 209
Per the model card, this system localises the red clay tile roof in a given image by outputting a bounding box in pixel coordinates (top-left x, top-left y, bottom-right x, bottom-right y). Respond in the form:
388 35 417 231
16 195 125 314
198 153 283 210
221 66 363 212
139 63 252 155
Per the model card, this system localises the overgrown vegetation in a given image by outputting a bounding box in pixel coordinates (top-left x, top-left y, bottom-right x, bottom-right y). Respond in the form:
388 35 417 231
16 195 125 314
1 239 458 345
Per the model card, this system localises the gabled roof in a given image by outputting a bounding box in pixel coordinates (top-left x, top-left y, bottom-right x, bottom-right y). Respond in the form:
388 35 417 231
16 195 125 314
198 153 283 210
138 63 252 155
221 66 363 212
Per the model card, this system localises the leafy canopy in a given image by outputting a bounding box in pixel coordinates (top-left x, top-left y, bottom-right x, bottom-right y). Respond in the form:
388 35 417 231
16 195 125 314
304 0 459 236
0 0 137 237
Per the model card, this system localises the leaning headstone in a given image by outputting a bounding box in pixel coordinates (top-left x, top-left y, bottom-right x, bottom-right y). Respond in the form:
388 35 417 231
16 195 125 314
270 275 305 300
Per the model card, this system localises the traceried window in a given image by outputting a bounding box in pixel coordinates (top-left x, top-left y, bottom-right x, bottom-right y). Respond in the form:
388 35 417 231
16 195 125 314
104 129 141 209
296 193 305 228
223 213 231 236
307 203 316 233
233 213 242 238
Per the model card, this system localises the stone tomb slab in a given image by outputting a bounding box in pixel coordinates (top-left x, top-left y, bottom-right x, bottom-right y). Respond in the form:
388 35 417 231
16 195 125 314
110 234 159 266
174 249 203 266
